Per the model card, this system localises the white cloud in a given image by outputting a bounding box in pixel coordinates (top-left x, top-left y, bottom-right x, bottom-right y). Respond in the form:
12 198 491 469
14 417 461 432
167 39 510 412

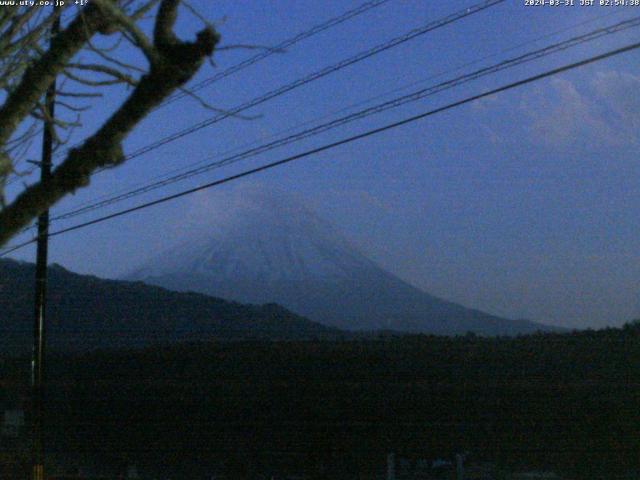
519 71 640 149
471 93 500 111
591 71 640 129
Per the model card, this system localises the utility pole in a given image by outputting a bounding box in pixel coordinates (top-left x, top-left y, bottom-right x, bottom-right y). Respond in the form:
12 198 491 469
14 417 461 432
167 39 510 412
32 10 60 480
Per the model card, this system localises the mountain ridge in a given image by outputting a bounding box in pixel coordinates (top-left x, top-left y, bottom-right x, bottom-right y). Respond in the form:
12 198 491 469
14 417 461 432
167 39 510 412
126 187 560 336
0 258 346 355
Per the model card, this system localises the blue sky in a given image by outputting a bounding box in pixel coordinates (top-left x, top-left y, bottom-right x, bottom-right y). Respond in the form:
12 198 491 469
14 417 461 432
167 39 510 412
5 0 640 328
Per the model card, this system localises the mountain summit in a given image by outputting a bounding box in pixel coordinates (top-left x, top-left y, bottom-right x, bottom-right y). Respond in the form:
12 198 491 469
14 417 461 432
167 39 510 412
127 187 556 335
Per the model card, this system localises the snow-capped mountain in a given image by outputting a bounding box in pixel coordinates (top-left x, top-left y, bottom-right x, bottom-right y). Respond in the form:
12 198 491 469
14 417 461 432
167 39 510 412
126 187 557 335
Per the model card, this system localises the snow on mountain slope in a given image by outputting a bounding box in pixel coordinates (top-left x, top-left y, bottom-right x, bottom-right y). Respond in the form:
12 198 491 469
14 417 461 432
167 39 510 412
131 189 376 282
126 187 557 335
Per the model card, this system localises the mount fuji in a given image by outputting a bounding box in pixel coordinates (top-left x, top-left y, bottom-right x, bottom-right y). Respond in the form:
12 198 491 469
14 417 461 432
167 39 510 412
126 187 557 336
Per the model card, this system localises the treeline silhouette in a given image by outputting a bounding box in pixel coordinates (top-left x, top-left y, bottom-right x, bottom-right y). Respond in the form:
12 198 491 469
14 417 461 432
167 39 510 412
1 323 638 479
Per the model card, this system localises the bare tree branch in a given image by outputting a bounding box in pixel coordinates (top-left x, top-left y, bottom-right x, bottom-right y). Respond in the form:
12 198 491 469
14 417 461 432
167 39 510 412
85 37 147 73
93 0 160 64
0 3 111 147
56 90 104 99
67 62 139 86
176 85 260 119
0 0 219 246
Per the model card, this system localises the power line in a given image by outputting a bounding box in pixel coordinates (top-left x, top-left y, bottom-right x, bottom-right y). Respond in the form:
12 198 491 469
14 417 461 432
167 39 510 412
48 16 640 223
3 0 501 228
163 0 394 106
5 0 502 218
2 40 638 257
92 0 506 172
44 0 393 167
50 8 627 219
